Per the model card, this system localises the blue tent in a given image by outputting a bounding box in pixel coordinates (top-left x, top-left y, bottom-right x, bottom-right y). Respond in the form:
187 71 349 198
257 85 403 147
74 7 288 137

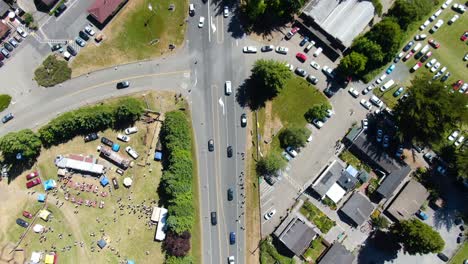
97 239 107 249
38 194 46 202
100 177 109 187
112 143 120 152
127 261 135 264
43 179 56 191
154 151 162 161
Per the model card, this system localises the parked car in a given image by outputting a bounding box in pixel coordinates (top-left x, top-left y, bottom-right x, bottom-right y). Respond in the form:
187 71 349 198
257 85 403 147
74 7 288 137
16 218 29 228
228 256 235 264
8 38 18 47
310 60 320 70
461 31 468 41
362 85 374 95
376 129 383 142
242 46 257 53
420 51 432 62
448 14 460 24
414 34 427 40
304 42 315 53
394 52 405 63
299 36 309 46
348 87 359 98
67 45 77 56
2 113 14 123
370 95 383 107
448 130 460 141
437 253 449 262
54 3 67 17
26 171 39 180
430 62 441 72
125 146 139 159
453 80 463 90
296 52 307 62
324 87 335 98
51 44 62 51
84 25 96 36
117 134 130 142
75 37 86 47
423 152 435 164
322 66 334 78
264 175 277 185
403 51 414 61
419 20 430 30
223 6 229 17
428 39 440 48
306 75 318 84
116 81 130 89
285 63 294 71
264 209 276 220
426 58 437 68
360 99 372 110
429 19 444 33
282 151 292 161
459 83 468 93
411 62 422 72
393 87 405 97
26 178 42 189
261 45 274 52
240 113 247 127
441 0 452 9
22 211 33 219
125 127 138 135
403 41 414 52
375 74 387 84
79 31 90 41
295 67 307 77
362 119 369 130
84 132 99 142
16 27 28 38
1 48 9 58
386 64 395 74
285 27 300 39
383 135 390 148
286 146 298 157
112 177 119 189
416 210 429 220
275 46 288 54
395 146 403 158
441 72 450 82
455 136 465 147
312 119 324 129
208 139 214 151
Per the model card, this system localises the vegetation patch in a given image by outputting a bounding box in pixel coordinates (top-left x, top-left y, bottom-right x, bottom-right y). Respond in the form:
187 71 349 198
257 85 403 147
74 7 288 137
450 242 468 264
300 201 335 234
0 94 12 112
339 150 371 172
303 237 326 263
260 236 294 264
34 55 72 87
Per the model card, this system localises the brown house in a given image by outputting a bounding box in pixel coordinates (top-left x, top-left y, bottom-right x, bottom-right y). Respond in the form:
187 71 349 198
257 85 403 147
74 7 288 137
0 22 10 40
87 0 127 25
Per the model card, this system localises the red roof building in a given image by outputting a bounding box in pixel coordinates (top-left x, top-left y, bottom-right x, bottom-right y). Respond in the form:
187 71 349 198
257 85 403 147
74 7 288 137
87 0 127 25
0 22 10 40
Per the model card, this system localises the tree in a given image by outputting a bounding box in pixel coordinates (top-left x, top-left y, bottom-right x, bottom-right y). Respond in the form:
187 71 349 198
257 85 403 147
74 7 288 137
352 37 384 68
251 59 292 98
163 231 191 257
366 18 403 61
114 98 144 124
304 104 329 123
456 150 468 179
245 0 267 21
278 127 310 149
24 13 34 27
338 52 368 76
372 230 401 253
394 75 468 144
372 215 389 230
389 0 433 30
371 0 383 16
390 219 444 255
256 152 287 176
0 129 42 164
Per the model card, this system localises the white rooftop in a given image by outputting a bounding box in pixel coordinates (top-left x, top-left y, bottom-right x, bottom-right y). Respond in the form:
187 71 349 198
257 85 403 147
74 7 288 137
56 157 104 175
326 183 346 203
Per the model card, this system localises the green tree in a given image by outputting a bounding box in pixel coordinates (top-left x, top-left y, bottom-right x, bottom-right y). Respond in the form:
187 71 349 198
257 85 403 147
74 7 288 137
366 18 403 61
256 152 287 176
390 219 444 255
278 127 310 149
456 150 467 179
165 255 194 264
245 0 267 21
394 75 468 144
0 129 42 163
24 13 34 26
114 98 144 124
338 52 368 76
304 104 329 123
371 0 383 16
372 215 390 230
352 37 384 68
0 94 12 112
251 59 292 97
389 0 433 30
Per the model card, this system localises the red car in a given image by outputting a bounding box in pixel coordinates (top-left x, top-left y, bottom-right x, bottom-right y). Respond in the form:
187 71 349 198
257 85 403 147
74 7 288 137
403 51 414 61
26 178 41 189
286 27 300 39
22 211 33 219
428 39 440 48
296 52 307 62
453 80 463 90
461 31 468 41
26 171 39 180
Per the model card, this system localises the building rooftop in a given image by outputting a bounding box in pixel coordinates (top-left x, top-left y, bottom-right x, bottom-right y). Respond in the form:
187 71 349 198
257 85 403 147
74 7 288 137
0 21 10 39
386 180 429 221
88 0 126 24
376 166 411 199
278 217 318 256
303 0 375 47
313 161 345 198
337 170 359 191
318 242 355 264
340 192 374 227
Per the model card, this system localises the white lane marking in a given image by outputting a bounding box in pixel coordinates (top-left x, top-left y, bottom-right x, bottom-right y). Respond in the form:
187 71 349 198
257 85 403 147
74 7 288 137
207 1 211 42
211 16 217 34
193 70 198 87
261 198 272 207
218 97 225 115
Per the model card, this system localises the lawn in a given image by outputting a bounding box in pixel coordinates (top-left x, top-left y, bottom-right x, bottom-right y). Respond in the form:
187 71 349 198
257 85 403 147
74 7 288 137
303 237 326 263
450 242 468 264
339 150 371 173
299 201 335 234
71 0 187 77
260 236 294 264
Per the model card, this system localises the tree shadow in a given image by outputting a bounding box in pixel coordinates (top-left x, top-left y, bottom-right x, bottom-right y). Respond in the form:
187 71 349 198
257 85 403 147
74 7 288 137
235 77 278 111
6 161 36 184
357 230 400 264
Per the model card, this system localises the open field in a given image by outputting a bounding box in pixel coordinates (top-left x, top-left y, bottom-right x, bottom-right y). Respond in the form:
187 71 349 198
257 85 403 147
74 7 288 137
0 92 198 264
71 0 187 77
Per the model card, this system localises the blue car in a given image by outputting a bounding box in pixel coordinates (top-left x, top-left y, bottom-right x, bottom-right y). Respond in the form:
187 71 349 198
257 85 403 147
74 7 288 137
230 232 236 244
2 113 14 123
416 210 428 220
393 86 405 97
386 64 395 74
299 36 309 47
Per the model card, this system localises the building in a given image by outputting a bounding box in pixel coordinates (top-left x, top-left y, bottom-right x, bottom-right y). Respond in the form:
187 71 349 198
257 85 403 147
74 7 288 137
385 180 429 221
154 207 168 241
0 1 10 18
0 21 10 40
278 217 318 257
337 165 359 191
87 0 127 26
339 192 374 227
318 242 355 264
55 155 104 175
375 166 411 199
312 161 346 201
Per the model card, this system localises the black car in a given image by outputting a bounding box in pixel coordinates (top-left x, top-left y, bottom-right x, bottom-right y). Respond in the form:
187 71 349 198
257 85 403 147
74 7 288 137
84 132 99 142
79 31 90 41
437 253 448 262
414 51 424 59
229 232 236 244
227 188 233 201
323 88 335 98
261 45 274 52
101 137 114 147
67 45 77 56
423 152 434 164
4 42 13 52
240 113 247 127
227 146 233 158
264 175 277 186
441 72 451 82
403 41 414 52
16 218 29 228
295 67 307 77
457 236 464 244
51 44 62 51
55 3 67 17
2 113 14 123
116 81 130 89
211 212 217 225
208 139 214 152
112 177 119 189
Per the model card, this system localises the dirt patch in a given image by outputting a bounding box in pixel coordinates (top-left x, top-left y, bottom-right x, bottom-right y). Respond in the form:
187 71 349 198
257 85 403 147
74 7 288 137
261 102 283 152
403 149 426 170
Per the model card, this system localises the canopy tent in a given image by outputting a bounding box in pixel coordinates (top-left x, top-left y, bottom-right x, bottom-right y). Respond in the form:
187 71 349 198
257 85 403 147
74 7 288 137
38 193 46 202
123 177 132 187
325 183 346 203
345 165 359 178
100 177 109 187
44 179 57 191
33 224 45 233
44 253 56 264
39 209 51 221
97 239 107 249
30 251 42 263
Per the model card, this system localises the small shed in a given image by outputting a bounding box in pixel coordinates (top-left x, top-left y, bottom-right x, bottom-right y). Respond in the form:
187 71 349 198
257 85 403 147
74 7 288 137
97 239 107 249
44 179 57 191
100 177 109 187
39 209 51 221
38 193 46 202
358 171 370 183
154 151 162 161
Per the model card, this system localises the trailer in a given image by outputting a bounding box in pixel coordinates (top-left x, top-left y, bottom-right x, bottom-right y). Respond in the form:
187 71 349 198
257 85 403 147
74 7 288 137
99 146 130 169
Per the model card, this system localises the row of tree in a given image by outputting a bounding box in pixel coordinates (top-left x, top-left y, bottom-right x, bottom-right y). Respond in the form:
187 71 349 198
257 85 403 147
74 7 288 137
159 111 195 263
0 98 144 165
244 0 305 24
338 0 434 81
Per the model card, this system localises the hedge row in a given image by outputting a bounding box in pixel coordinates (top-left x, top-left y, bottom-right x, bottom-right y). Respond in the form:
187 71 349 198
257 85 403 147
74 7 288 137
38 98 144 146
159 111 194 261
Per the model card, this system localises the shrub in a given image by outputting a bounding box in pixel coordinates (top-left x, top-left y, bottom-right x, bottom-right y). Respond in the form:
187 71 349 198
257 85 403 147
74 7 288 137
34 55 72 87
278 127 310 149
164 231 192 257
0 94 12 112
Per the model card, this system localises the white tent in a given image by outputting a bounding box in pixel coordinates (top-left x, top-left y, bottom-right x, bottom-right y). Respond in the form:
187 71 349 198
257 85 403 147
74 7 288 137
33 224 45 233
123 177 133 187
30 251 41 263
325 183 346 203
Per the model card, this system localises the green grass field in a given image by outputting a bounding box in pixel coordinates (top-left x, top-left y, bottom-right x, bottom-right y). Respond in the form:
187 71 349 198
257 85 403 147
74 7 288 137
450 242 468 264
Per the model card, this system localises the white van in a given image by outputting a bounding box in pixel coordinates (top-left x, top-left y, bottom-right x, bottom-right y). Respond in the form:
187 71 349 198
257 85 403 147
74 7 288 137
189 4 195 16
304 42 315 53
313 47 323 57
380 79 395 92
412 43 422 52
225 81 232 95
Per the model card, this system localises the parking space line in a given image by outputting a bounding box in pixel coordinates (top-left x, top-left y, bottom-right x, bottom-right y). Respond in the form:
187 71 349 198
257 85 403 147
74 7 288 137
261 198 272 207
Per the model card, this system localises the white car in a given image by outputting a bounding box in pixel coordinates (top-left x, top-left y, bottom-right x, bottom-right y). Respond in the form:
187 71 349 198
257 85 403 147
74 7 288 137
63 51 71 60
322 66 334 78
426 58 437 68
286 147 298 157
285 63 294 71
117 134 130 142
430 19 444 33
360 99 372 110
310 61 320 70
419 20 430 30
326 109 334 118
198 16 205 27
313 119 324 129
430 62 441 72
275 46 288 54
448 130 459 141
370 95 384 107
228 256 235 264
125 146 139 159
363 85 374 95
348 87 359 98
264 209 276 220
449 14 459 24
223 6 229 17
362 119 369 130
84 25 96 36
242 46 257 53
460 83 468 93
16 27 28 38
375 74 387 84
464 53 468 61
442 0 452 9
125 126 138 135
307 135 313 142
455 136 465 147
414 34 427 40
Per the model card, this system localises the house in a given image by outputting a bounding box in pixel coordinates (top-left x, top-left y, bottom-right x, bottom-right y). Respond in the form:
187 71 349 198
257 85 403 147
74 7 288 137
278 217 318 257
318 242 355 264
375 166 411 199
337 165 359 191
312 161 346 200
0 21 10 40
339 192 375 227
87 0 127 26
385 180 429 221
